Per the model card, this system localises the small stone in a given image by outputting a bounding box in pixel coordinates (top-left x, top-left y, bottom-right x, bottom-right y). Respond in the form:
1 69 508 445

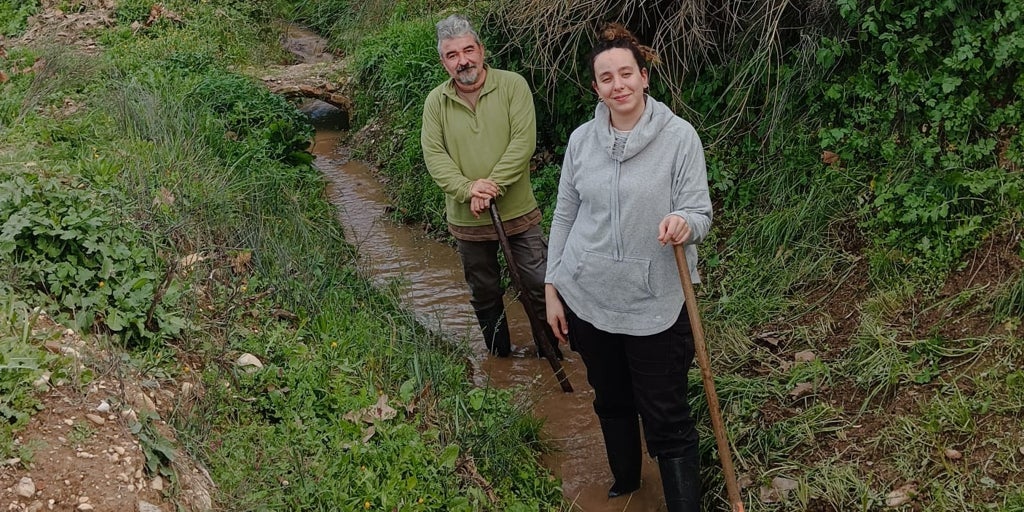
32 372 51 390
63 419 74 426
77 505 94 511
944 448 962 460
138 501 163 512
794 350 816 362
236 353 263 372
85 414 105 425
132 392 157 415
150 476 164 491
114 446 125 455
16 477 36 497
96 401 111 413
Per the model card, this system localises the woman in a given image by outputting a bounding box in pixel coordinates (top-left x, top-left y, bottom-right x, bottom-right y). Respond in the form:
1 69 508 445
544 23 712 511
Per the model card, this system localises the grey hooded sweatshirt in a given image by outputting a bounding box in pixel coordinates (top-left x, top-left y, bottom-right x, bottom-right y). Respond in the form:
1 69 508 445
545 96 712 336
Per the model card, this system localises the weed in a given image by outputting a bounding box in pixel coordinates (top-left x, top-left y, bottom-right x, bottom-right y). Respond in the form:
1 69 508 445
67 422 95 446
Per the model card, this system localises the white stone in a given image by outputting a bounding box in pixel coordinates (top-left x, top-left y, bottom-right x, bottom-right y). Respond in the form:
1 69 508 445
236 353 263 371
16 477 36 497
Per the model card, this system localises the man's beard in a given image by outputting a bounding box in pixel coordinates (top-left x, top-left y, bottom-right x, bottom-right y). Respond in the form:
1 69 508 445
455 65 479 85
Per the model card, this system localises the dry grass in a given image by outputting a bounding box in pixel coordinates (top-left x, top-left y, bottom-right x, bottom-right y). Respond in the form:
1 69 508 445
487 0 846 143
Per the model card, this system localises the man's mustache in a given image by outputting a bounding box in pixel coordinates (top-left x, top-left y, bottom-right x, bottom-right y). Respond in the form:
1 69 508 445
457 64 475 73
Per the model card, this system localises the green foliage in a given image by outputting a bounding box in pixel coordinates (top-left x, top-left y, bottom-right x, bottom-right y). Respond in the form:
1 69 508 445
189 72 314 164
0 170 184 346
0 294 65 457
131 414 177 481
348 16 450 230
864 168 1018 275
0 0 38 37
993 269 1024 322
816 0 1024 276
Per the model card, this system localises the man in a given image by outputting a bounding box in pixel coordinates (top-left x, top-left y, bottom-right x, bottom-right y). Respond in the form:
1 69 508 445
421 14 556 358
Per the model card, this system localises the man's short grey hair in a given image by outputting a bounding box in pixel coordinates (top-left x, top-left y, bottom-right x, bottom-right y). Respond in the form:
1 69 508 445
436 14 481 55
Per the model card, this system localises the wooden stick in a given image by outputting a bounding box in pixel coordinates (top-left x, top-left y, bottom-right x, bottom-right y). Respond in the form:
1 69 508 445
489 203 573 392
673 244 744 512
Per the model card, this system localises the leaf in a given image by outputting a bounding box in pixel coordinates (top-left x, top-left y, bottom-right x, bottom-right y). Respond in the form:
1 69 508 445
440 444 460 469
941 75 962 93
885 483 917 507
789 382 815 398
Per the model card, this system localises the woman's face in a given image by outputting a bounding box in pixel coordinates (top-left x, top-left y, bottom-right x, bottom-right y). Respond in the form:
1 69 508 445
592 48 648 126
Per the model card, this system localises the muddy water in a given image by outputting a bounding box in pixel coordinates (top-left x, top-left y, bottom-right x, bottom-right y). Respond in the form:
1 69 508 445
304 105 667 510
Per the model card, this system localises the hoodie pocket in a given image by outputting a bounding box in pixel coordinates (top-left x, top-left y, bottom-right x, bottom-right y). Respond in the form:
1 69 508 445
573 250 655 313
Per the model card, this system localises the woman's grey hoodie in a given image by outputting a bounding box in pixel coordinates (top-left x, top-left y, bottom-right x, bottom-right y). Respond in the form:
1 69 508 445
545 96 712 336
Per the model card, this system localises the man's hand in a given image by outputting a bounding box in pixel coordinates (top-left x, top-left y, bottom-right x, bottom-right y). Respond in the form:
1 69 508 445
657 214 691 246
469 178 499 218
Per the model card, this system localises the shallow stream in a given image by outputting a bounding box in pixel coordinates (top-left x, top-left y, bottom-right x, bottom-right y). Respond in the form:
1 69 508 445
288 23 667 512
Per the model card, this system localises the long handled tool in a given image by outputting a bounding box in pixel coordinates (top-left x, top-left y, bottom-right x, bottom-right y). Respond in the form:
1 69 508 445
673 244 744 512
489 203 573 392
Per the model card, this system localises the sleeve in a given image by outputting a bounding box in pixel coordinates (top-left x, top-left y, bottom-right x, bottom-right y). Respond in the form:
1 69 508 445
421 89 474 203
487 74 537 195
545 135 581 283
668 123 713 244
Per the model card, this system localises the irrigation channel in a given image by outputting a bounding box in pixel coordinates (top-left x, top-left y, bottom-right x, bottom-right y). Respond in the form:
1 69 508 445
281 26 669 510
310 116 673 512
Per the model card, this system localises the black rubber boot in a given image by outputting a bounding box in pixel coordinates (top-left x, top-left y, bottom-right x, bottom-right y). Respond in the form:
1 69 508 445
599 416 642 498
475 305 511 357
658 443 701 512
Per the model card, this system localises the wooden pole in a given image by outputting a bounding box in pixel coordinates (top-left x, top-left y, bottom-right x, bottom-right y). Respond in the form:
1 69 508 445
673 244 744 512
489 203 573 392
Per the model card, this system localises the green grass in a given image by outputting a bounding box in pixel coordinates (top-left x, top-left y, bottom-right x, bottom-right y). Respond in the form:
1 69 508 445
1 1 564 509
4 0 1022 510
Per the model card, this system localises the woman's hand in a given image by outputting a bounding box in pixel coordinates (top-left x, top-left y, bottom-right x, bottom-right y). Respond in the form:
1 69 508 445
657 214 691 246
545 284 568 344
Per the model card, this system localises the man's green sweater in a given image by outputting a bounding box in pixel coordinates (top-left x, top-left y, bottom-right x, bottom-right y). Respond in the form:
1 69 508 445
421 67 538 227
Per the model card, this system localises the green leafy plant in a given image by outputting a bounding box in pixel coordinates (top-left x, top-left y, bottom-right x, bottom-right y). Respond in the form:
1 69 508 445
0 171 184 346
0 0 39 37
189 72 314 164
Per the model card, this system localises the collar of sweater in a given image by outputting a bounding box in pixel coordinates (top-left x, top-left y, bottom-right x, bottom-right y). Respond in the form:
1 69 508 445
593 95 673 162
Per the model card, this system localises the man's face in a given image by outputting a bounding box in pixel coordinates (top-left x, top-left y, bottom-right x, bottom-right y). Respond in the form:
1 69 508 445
440 35 485 87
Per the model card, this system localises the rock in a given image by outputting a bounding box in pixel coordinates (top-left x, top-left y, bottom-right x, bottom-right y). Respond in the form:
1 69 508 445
789 382 815 398
794 350 816 362
132 391 158 415
32 372 51 390
96 401 111 413
85 414 105 425
151 476 163 491
138 501 164 512
886 483 917 507
944 448 962 460
236 353 263 371
16 476 36 497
